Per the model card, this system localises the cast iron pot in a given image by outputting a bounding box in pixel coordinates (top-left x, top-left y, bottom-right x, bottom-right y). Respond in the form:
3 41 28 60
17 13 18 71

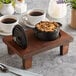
33 22 62 41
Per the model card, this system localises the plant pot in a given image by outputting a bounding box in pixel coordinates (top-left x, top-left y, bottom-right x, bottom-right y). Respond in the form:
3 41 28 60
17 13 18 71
70 9 76 29
0 3 14 15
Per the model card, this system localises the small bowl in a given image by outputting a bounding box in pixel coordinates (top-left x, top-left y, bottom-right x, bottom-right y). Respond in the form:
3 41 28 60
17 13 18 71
33 21 62 41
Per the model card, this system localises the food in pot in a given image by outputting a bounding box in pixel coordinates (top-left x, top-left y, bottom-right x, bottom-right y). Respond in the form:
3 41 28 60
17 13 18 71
36 21 59 32
34 21 62 41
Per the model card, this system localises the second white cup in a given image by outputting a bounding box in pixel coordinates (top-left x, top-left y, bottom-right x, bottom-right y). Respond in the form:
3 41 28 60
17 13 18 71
22 9 46 26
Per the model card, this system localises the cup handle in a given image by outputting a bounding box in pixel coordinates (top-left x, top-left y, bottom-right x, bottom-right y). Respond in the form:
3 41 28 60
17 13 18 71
21 14 34 26
21 14 28 23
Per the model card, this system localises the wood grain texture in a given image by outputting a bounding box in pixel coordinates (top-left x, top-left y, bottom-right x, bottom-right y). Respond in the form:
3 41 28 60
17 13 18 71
22 57 32 69
60 43 69 55
7 47 15 55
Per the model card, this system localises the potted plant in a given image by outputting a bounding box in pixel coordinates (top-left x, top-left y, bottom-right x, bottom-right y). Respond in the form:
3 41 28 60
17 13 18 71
65 0 76 29
0 0 15 15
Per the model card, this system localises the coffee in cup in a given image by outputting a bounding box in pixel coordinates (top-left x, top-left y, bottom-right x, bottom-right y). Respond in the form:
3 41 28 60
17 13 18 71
29 11 43 16
1 18 17 24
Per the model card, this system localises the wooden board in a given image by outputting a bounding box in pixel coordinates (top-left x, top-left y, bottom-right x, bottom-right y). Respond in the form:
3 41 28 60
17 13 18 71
3 29 73 58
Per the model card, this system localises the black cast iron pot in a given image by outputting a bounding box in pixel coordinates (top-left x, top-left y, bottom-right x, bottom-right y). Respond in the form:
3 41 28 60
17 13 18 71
33 22 62 41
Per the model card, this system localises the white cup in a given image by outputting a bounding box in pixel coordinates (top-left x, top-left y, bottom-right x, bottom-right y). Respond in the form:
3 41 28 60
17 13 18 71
0 15 19 33
22 9 46 26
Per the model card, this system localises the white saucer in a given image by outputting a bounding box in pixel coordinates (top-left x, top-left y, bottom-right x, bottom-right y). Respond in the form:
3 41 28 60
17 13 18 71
22 18 49 29
22 21 35 28
0 31 12 36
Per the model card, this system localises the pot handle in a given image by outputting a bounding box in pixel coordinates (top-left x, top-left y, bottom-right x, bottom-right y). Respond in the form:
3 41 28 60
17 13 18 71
56 22 62 27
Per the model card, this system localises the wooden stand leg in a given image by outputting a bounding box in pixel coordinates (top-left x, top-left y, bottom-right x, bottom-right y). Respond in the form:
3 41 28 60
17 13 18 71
60 43 69 55
22 57 32 69
7 47 15 55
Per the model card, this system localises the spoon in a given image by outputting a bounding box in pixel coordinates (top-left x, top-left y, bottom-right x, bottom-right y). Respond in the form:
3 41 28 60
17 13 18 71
0 64 21 76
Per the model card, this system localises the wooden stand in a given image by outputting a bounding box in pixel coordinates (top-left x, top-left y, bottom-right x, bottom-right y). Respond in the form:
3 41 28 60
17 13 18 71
70 9 76 29
3 29 73 69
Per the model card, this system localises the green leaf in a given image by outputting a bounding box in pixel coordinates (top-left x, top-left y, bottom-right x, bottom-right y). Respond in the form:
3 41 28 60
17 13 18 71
65 0 76 9
0 2 3 9
12 0 15 7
